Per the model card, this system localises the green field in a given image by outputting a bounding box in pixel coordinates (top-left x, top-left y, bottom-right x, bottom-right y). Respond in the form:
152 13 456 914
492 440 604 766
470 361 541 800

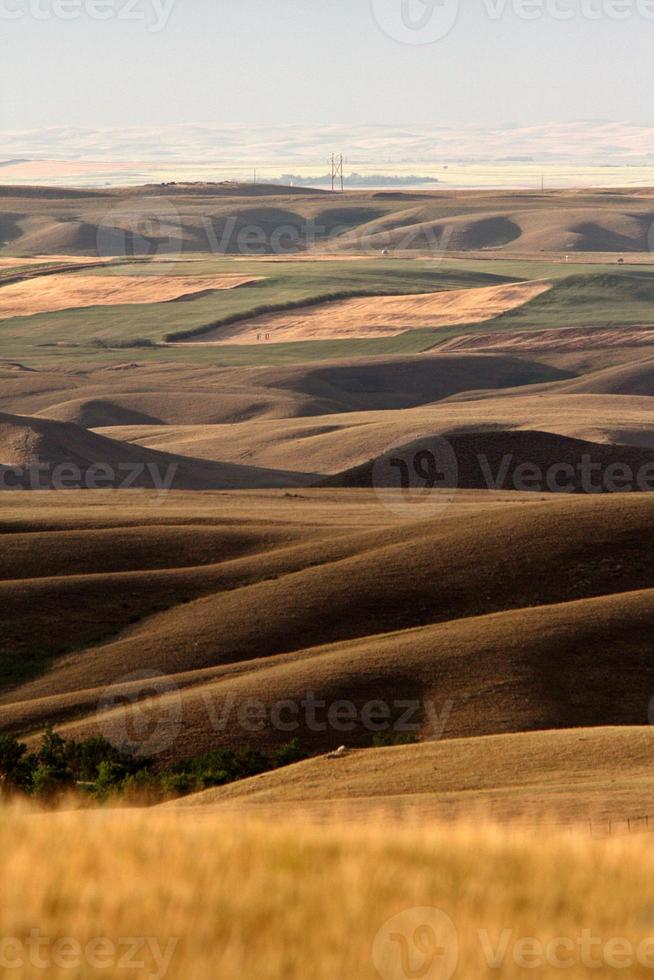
415 270 654 348
0 257 514 361
1 256 653 368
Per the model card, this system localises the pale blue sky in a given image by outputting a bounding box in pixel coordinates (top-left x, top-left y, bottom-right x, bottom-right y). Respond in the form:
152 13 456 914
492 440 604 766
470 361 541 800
1 0 652 131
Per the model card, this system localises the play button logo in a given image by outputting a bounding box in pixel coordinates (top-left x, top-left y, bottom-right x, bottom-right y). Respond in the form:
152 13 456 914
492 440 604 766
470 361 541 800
371 0 460 44
372 907 459 980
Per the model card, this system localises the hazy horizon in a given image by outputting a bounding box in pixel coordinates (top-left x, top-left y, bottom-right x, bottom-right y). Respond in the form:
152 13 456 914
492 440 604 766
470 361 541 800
3 119 654 160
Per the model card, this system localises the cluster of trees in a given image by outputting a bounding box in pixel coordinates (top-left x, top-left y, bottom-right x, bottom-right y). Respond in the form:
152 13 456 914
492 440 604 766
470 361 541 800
272 173 440 188
0 728 307 805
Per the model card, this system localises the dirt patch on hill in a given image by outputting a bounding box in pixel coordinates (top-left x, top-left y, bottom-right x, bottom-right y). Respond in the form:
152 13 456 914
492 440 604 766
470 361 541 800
188 280 551 345
0 273 263 318
433 324 654 354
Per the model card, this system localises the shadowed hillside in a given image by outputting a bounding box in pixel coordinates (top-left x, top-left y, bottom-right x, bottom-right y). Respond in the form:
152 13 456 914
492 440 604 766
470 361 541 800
0 411 311 490
321 429 654 492
0 354 573 424
4 186 654 256
5 184 654 822
4 493 654 766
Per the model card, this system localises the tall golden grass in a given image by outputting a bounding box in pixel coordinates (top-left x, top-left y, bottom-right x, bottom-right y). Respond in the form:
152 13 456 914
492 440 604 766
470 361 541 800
2 803 654 978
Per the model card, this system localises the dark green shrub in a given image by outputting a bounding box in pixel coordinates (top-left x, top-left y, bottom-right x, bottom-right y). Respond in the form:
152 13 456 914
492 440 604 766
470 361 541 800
273 738 306 768
31 763 74 801
0 735 33 793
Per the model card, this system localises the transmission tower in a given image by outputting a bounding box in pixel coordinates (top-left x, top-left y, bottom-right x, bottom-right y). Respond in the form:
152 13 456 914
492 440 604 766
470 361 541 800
331 153 344 193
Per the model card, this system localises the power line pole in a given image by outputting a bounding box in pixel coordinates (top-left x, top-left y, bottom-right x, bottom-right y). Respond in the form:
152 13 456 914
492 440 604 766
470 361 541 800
331 153 344 193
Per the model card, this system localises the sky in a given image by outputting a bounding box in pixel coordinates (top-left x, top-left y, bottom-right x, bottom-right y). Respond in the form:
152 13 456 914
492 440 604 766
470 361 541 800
1 0 653 134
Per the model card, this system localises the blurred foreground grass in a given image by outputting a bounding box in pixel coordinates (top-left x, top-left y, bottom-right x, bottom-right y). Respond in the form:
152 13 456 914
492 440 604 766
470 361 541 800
1 804 653 978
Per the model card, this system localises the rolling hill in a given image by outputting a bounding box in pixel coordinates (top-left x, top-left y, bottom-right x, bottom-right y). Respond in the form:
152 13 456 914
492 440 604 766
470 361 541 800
0 411 310 490
5 186 654 257
0 353 573 425
4 492 654 768
321 429 654 492
171 727 654 824
98 389 654 475
6 184 654 824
